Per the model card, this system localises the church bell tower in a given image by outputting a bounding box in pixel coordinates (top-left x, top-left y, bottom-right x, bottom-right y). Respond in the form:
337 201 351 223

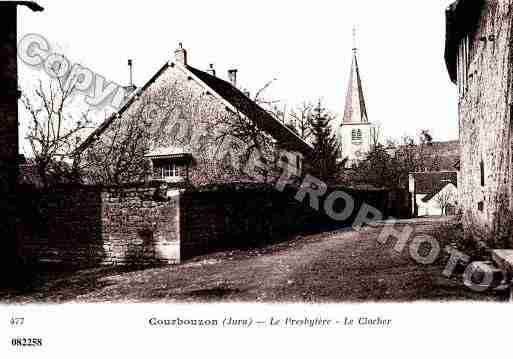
339 27 372 167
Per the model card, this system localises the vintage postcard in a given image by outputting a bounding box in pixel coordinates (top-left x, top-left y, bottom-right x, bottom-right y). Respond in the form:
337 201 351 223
0 0 511 357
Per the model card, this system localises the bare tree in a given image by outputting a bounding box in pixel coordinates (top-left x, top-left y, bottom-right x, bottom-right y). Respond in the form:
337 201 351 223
435 187 456 216
213 79 294 182
213 108 278 183
252 79 279 108
370 121 383 150
22 77 94 188
289 101 314 141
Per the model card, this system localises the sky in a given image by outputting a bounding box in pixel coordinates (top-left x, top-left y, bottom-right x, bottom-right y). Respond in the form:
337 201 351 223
16 0 458 154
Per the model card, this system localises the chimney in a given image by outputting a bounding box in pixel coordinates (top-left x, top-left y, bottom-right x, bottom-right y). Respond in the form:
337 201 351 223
124 59 137 96
228 69 238 88
128 59 133 87
207 63 216 77
174 42 187 65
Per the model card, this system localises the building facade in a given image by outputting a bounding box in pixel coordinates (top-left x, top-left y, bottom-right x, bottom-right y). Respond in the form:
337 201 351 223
78 44 312 187
409 171 458 217
445 0 513 247
339 34 372 167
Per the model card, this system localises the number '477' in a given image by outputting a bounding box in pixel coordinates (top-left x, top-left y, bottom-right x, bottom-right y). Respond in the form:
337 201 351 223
10 317 24 326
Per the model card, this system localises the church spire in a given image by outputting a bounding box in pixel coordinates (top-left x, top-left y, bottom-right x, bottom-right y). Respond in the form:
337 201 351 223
342 27 369 125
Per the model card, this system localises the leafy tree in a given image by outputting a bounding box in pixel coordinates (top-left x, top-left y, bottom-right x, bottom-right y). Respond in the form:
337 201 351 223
353 143 397 189
353 130 441 190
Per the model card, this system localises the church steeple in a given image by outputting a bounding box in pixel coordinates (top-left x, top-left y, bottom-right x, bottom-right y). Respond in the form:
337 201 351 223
342 27 369 125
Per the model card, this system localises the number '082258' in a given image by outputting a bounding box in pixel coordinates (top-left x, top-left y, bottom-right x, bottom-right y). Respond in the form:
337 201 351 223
11 338 43 347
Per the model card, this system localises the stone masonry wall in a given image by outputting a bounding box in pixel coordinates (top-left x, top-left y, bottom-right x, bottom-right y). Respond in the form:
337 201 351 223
179 185 391 260
19 182 181 267
458 0 513 247
101 184 180 265
19 183 390 267
18 185 104 267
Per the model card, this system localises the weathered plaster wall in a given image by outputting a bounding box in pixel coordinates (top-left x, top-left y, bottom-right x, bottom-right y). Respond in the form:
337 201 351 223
458 0 513 247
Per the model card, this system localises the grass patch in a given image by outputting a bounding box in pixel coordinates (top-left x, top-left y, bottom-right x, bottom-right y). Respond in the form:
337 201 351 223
432 217 489 263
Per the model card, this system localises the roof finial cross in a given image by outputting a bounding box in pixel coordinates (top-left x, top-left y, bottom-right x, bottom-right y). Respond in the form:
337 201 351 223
352 25 358 53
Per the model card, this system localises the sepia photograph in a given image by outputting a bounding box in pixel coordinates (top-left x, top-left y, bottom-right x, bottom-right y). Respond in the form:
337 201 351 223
0 0 512 357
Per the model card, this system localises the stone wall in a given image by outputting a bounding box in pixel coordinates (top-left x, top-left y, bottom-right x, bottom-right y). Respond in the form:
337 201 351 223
179 187 318 259
179 184 391 260
18 185 103 266
18 182 181 267
101 185 180 265
456 0 513 247
18 183 391 267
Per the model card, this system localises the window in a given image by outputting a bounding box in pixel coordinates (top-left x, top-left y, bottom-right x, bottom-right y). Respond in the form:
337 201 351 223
458 32 480 97
458 35 471 97
351 129 362 143
296 155 302 171
480 160 485 187
153 163 183 179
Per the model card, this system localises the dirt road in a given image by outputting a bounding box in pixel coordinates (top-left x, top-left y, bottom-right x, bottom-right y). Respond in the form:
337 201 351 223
1 217 501 303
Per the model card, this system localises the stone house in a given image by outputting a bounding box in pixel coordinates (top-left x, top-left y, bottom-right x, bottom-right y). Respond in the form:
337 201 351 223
409 171 458 217
77 44 312 187
445 0 513 246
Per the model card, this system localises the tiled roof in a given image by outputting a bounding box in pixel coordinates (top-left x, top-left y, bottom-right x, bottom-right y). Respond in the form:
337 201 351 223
421 181 456 203
428 140 459 154
186 65 312 154
396 140 459 172
413 171 457 194
78 61 313 156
